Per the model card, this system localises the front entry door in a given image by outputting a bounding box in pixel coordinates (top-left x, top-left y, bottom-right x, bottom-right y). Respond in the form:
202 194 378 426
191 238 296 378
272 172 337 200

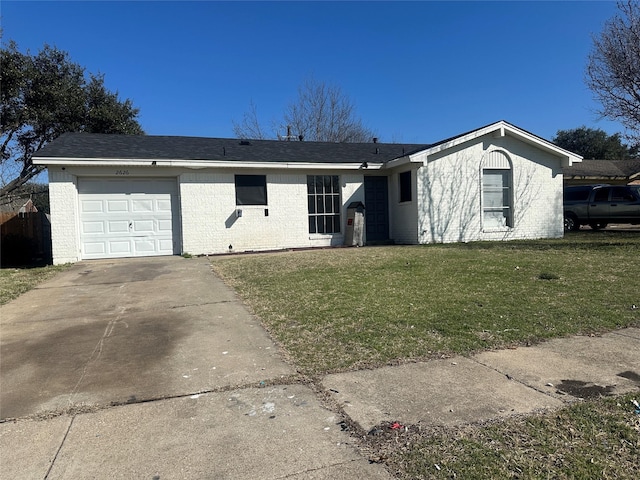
364 176 389 243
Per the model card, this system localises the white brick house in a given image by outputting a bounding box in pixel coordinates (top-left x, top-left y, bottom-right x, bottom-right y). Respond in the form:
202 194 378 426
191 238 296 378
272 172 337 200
33 121 582 264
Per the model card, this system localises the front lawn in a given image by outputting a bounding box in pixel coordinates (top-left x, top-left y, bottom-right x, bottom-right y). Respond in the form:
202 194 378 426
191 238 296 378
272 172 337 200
211 231 639 376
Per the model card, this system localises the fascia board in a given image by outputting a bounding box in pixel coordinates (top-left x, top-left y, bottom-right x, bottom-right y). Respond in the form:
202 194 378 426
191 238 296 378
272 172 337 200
500 124 583 166
32 156 384 170
423 124 500 157
383 155 414 169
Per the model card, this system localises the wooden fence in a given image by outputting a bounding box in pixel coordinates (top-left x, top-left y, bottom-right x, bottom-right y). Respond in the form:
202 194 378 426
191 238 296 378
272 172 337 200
0 211 52 266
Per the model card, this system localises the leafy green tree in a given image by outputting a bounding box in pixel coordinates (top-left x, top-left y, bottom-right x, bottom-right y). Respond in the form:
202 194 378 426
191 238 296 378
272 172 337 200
552 127 636 159
1 41 143 197
586 1 640 142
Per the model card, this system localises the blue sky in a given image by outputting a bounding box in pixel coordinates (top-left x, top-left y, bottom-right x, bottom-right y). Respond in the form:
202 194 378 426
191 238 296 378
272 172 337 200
2 0 625 144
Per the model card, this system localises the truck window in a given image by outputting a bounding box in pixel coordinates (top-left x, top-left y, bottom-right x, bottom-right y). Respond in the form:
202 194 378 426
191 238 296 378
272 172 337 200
611 187 636 202
593 187 610 202
564 187 591 202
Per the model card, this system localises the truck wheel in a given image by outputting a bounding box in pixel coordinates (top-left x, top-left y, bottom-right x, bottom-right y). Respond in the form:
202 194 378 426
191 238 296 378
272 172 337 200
589 223 608 230
564 214 579 231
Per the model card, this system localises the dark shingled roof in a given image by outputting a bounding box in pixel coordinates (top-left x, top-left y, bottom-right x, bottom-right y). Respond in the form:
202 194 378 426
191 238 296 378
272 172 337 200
563 159 640 180
33 132 429 164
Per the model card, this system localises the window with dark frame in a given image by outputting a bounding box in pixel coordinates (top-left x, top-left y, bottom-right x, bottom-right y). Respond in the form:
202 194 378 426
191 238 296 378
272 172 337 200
235 175 267 205
307 175 341 234
399 171 412 202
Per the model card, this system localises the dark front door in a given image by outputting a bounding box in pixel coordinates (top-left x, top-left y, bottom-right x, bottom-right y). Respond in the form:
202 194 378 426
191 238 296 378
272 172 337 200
364 176 389 243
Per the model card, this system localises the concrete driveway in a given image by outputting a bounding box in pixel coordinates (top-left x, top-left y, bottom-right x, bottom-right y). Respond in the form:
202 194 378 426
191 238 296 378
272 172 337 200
1 256 292 420
1 256 390 479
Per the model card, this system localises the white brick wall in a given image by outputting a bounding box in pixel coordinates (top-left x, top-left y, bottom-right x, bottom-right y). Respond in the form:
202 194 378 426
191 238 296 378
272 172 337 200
416 135 564 244
49 167 80 264
179 170 365 255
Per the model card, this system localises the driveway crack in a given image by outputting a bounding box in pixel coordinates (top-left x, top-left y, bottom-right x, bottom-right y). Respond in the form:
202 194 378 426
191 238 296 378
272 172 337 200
43 415 75 480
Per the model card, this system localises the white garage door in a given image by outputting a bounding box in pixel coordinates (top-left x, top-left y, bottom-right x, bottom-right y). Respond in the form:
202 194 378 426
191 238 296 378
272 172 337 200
78 178 180 259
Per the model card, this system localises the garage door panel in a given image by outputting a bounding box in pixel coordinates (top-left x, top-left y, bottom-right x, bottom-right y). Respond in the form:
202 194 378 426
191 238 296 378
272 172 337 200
157 219 172 232
132 199 153 212
106 200 129 213
157 199 172 211
107 220 130 234
81 221 105 234
158 238 174 251
78 178 179 260
134 239 156 253
84 242 107 255
110 241 132 255
81 200 105 213
131 219 155 233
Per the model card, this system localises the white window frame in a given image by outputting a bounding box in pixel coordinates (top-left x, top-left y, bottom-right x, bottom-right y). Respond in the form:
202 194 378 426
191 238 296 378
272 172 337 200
482 169 512 229
481 151 513 230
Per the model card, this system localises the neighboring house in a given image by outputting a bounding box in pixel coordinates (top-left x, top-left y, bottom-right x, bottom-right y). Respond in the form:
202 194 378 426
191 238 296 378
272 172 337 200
32 120 582 265
563 159 640 186
0 197 38 217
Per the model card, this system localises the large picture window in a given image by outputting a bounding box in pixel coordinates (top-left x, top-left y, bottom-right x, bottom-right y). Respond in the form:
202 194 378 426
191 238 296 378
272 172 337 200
235 175 267 205
307 175 341 234
482 169 512 229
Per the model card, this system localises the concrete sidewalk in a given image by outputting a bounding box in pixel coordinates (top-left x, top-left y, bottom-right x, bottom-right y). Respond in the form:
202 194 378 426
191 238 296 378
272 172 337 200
1 257 639 479
323 327 640 432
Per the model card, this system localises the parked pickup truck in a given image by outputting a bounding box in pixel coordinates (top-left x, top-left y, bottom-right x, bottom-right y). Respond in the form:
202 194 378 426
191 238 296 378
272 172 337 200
564 184 640 231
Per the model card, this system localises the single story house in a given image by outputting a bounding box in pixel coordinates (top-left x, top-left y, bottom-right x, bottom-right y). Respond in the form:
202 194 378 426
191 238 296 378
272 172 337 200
33 120 582 264
563 159 640 186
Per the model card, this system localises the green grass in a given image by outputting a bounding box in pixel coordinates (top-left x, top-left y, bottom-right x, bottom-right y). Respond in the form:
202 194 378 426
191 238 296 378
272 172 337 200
384 392 640 479
211 232 640 375
0 264 70 305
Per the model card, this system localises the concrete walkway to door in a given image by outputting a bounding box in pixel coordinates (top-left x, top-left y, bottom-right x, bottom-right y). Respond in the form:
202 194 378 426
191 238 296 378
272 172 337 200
0 256 389 479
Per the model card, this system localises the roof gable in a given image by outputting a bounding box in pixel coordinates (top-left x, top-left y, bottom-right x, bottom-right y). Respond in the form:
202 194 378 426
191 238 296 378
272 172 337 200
401 121 583 167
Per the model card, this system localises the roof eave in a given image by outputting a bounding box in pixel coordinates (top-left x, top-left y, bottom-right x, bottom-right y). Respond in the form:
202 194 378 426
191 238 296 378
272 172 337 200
564 175 629 180
32 156 385 171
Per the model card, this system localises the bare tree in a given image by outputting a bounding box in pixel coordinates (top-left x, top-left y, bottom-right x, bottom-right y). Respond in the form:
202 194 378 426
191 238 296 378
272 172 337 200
586 1 640 141
233 77 376 142
232 100 268 140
